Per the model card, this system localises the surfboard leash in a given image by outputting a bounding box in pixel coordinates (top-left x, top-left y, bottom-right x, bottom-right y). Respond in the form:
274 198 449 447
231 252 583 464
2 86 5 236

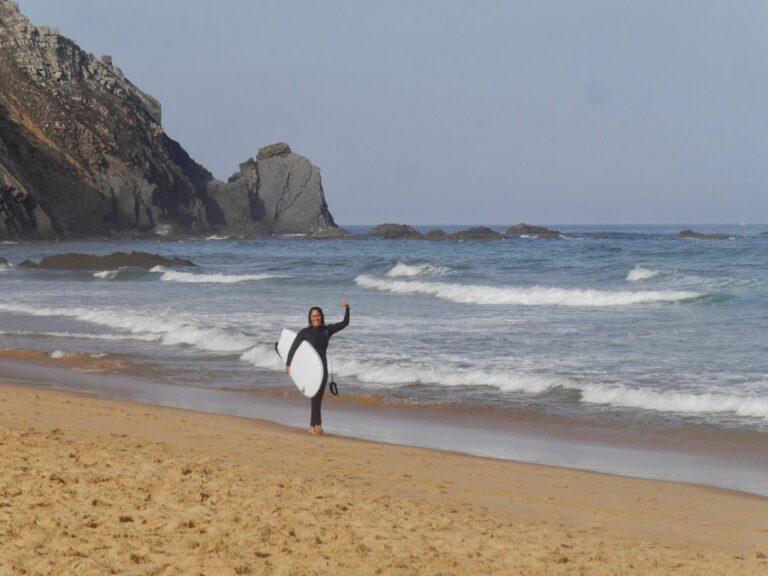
328 351 339 396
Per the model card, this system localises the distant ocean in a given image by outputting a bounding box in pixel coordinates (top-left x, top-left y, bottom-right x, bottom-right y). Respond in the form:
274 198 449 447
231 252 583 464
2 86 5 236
1 224 767 438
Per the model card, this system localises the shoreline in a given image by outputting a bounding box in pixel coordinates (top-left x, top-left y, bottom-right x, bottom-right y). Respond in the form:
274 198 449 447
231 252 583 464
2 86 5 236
1 379 767 573
1 350 767 498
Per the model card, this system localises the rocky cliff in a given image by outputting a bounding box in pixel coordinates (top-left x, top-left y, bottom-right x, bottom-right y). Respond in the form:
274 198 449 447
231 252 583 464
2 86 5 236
0 1 338 240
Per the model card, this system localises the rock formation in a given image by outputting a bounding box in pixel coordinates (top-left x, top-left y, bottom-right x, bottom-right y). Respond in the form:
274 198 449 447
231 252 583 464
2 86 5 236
369 224 424 240
451 226 505 240
368 224 506 240
677 229 729 240
207 143 338 237
505 223 561 238
0 1 340 241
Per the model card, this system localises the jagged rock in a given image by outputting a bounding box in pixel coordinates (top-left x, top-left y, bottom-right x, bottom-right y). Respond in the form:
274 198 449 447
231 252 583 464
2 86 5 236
505 223 561 238
18 251 195 270
256 143 291 160
424 229 448 240
450 226 505 240
207 144 338 236
677 229 729 240
0 2 340 241
369 224 424 239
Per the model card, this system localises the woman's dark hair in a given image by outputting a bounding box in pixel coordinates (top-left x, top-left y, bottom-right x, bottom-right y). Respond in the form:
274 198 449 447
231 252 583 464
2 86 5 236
308 306 325 327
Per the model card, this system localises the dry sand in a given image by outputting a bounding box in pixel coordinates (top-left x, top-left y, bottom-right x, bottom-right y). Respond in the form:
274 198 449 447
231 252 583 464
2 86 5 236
0 381 766 575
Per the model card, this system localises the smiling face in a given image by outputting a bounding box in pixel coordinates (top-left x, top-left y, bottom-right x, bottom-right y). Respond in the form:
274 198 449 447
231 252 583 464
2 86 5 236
309 308 323 328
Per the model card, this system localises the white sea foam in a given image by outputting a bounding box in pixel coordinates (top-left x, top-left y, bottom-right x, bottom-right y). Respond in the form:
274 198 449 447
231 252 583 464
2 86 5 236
0 329 161 343
355 275 700 307
50 350 68 359
386 262 449 277
0 302 256 354
257 341 768 420
579 383 768 420
240 344 284 371
151 267 285 284
205 235 229 240
239 345 567 394
626 265 660 282
334 357 565 393
93 269 120 280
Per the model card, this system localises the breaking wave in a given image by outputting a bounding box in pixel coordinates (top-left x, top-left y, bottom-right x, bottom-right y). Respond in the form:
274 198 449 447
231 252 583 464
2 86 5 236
386 262 449 277
626 265 660 282
355 275 700 307
94 269 120 280
0 302 256 354
239 346 768 421
579 383 768 420
0 329 161 343
151 266 287 284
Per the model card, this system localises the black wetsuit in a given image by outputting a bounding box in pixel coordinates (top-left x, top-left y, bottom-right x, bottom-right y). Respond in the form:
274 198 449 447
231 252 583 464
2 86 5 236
286 306 349 427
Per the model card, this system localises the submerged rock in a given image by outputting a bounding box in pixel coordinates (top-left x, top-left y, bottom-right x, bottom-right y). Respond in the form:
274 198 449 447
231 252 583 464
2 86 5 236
18 251 196 270
0 256 7 265
450 226 505 240
677 229 729 240
505 223 561 238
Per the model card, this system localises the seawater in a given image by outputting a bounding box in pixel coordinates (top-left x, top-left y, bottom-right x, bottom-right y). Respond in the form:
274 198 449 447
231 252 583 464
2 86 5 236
1 224 767 434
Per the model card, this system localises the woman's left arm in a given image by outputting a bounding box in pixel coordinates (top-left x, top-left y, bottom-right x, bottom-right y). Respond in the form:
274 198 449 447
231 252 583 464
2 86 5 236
326 300 350 336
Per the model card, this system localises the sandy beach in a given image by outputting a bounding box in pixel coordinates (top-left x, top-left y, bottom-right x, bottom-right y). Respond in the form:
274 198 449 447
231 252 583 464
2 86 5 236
1 377 767 575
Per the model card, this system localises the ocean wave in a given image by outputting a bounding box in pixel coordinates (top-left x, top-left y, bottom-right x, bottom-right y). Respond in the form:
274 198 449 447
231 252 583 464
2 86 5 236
386 262 449 277
93 269 120 280
0 302 256 354
334 357 564 393
239 343 284 371
50 350 69 359
239 345 567 393
355 275 700 307
626 265 660 282
0 329 161 343
579 383 768 420
205 235 229 240
151 266 287 284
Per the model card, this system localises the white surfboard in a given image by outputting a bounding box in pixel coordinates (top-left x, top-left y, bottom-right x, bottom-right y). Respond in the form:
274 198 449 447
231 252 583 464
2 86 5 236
276 329 324 397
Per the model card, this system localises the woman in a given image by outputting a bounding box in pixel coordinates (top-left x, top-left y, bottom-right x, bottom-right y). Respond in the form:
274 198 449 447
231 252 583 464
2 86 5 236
286 299 350 435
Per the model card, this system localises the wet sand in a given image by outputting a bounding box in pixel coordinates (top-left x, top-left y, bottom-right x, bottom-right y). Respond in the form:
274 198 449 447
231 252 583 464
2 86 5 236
1 376 767 574
2 349 766 498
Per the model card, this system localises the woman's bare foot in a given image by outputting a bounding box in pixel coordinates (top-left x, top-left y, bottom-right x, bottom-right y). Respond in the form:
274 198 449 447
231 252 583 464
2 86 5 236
309 426 320 435
315 425 324 435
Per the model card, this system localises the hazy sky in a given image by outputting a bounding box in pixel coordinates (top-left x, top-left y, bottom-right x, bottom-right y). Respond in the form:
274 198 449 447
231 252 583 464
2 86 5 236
18 1 768 225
